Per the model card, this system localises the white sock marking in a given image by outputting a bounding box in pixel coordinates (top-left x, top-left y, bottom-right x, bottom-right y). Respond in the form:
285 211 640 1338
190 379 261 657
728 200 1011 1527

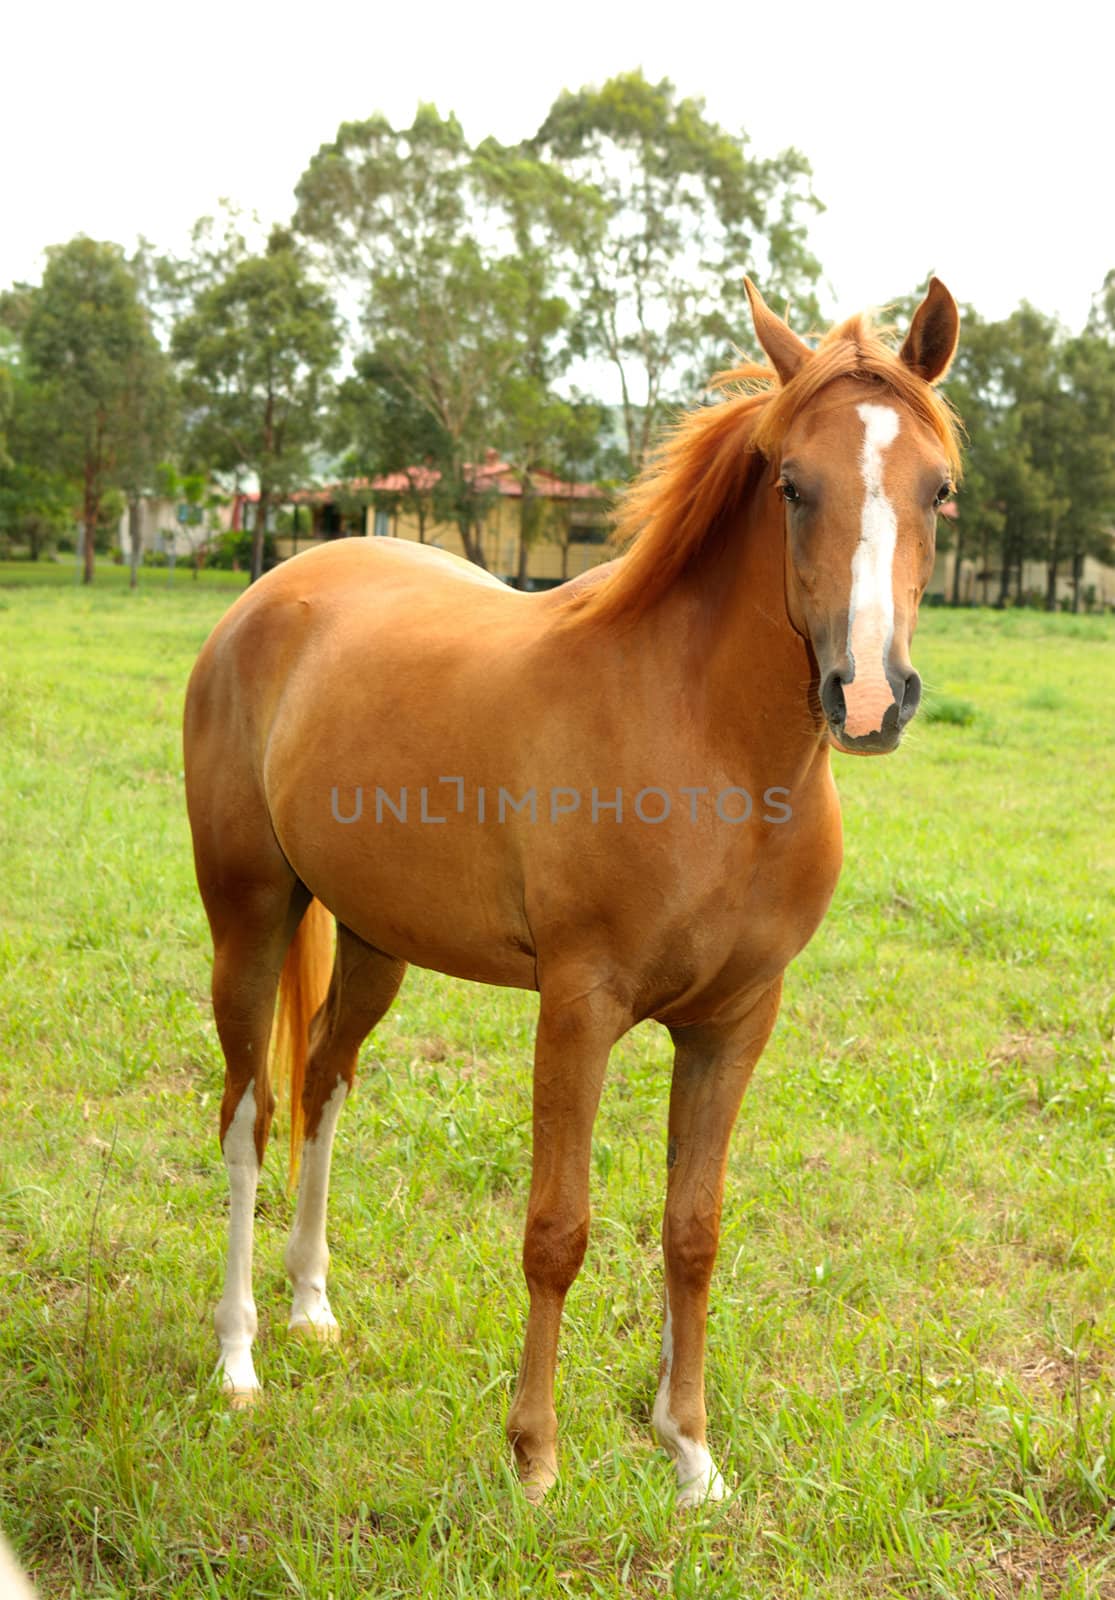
652 1292 725 1506
845 403 901 737
285 1078 347 1333
214 1083 261 1395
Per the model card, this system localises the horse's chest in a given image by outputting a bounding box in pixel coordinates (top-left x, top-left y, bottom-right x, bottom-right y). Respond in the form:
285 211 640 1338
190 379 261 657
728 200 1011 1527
646 792 843 1019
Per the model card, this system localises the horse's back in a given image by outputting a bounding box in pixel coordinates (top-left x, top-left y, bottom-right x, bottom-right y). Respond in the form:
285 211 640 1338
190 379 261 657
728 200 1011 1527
187 539 525 740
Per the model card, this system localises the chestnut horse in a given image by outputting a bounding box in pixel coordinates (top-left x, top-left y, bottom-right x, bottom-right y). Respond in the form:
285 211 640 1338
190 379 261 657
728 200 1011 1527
184 280 961 1506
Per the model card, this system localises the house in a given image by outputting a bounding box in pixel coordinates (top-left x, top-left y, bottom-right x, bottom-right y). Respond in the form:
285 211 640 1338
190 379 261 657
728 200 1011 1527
112 495 229 559
236 452 614 587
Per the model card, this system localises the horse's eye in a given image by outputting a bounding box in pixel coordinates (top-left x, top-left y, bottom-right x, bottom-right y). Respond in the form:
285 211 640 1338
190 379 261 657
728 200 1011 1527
934 482 952 508
779 478 800 505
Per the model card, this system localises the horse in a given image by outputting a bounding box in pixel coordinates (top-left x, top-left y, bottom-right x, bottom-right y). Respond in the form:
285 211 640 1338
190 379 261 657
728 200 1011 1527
183 278 962 1507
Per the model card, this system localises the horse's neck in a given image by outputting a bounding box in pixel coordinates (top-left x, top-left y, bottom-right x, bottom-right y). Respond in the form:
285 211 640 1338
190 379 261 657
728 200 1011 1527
648 493 827 779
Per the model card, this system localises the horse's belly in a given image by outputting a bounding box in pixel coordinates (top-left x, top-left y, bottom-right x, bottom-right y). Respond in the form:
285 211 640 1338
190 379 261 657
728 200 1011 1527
270 785 538 989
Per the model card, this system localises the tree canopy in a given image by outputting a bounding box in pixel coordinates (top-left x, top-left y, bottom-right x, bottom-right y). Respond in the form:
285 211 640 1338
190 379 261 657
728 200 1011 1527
532 71 822 469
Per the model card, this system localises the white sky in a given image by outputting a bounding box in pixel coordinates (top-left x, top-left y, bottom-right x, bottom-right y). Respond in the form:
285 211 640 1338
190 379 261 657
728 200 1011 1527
4 0 1112 339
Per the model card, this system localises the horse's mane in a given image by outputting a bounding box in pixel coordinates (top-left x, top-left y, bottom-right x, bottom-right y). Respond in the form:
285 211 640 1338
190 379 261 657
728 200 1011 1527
558 312 963 632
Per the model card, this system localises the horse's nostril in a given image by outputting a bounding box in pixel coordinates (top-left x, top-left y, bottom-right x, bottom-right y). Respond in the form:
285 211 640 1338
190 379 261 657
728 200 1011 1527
898 670 922 726
820 670 847 726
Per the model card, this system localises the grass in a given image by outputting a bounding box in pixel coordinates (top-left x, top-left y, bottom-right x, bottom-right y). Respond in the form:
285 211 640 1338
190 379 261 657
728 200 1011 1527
0 559 249 591
0 577 1113 1598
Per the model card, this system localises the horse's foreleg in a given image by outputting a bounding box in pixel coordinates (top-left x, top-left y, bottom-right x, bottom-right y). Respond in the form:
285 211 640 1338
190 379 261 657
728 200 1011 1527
284 928 405 1339
656 981 783 1506
507 980 627 1501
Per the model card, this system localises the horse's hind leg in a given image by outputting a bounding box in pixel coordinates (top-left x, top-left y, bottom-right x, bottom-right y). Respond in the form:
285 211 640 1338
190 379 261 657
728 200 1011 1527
284 925 406 1339
655 980 782 1506
208 877 310 1403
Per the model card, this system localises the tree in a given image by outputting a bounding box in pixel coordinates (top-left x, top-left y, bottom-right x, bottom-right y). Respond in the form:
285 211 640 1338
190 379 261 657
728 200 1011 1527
329 353 455 544
171 227 339 582
471 137 599 583
295 108 585 570
0 333 73 559
532 71 822 472
537 397 617 583
0 334 12 470
1064 273 1115 608
19 239 170 582
117 339 178 588
934 291 1115 610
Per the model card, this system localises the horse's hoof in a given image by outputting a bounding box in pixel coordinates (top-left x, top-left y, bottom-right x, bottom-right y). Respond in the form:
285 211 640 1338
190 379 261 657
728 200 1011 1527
288 1318 340 1344
226 1387 259 1411
518 1459 558 1505
676 1467 725 1511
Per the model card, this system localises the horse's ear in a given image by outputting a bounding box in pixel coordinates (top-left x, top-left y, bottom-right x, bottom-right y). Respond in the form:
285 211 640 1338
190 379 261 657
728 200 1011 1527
900 277 960 383
744 277 812 385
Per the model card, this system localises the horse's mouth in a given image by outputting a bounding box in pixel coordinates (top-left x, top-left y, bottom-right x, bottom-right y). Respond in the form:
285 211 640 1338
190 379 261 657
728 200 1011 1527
826 710 906 756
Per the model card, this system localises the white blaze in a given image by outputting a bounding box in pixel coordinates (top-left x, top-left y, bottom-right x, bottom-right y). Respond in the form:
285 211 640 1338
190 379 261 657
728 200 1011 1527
845 403 901 738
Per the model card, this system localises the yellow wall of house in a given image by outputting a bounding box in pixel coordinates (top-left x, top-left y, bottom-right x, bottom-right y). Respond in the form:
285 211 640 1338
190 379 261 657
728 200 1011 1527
927 547 1115 607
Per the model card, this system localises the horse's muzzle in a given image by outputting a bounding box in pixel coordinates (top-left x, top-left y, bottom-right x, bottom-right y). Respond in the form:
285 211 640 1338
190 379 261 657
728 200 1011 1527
821 665 921 754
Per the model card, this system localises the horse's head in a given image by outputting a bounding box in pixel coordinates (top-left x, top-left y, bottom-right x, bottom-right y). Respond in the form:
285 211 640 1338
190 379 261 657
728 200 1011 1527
745 279 961 755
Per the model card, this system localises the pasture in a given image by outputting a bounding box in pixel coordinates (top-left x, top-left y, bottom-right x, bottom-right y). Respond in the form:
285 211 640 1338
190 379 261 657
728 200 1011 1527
0 576 1112 1598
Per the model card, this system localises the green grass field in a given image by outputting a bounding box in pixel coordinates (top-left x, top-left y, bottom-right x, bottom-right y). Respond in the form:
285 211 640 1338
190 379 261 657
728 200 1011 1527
1 576 1112 1598
0 560 249 592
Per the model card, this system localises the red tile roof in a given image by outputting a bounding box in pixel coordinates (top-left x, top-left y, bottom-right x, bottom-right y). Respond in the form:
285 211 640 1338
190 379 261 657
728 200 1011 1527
244 454 606 505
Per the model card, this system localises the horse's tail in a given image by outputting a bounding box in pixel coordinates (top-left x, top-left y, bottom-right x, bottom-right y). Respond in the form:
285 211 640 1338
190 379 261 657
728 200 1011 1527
272 897 335 1187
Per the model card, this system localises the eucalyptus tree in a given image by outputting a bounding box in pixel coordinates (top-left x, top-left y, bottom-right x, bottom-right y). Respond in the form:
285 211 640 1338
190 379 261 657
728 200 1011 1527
329 353 456 544
295 107 588 569
0 331 73 559
1064 273 1115 607
19 238 171 582
171 226 339 582
531 71 822 472
934 294 1115 609
0 336 12 470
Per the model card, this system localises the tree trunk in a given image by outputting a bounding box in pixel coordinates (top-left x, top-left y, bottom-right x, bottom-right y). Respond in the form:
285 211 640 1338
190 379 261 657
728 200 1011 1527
251 491 267 584
950 523 964 606
516 486 536 589
458 514 489 571
128 496 141 590
254 389 274 584
1045 516 1060 611
996 532 1012 607
1072 550 1084 612
82 459 98 584
1045 555 1059 611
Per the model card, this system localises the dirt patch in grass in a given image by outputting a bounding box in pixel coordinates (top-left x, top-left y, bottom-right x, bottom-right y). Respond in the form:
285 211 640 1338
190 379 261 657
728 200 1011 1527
1015 1351 1108 1398
989 1030 1060 1072
413 1035 451 1063
985 1534 1113 1597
